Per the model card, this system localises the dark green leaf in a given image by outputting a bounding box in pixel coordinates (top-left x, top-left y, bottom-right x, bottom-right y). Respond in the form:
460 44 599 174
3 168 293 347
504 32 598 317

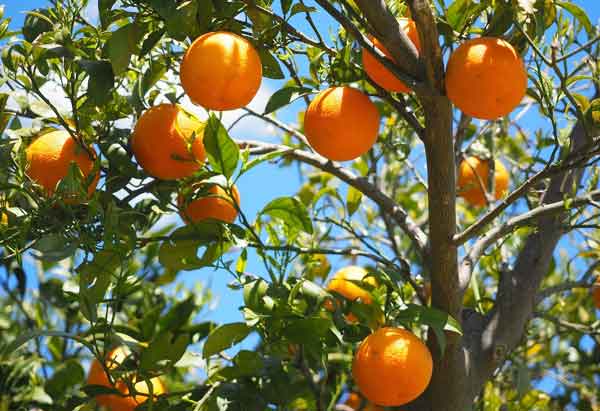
264 86 312 114
203 323 252 358
258 48 284 79
140 332 190 371
107 23 142 75
78 59 115 106
158 297 196 333
22 9 53 42
45 360 84 398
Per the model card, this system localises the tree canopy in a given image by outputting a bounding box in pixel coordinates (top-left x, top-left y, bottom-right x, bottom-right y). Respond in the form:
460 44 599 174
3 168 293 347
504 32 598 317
0 1 599 411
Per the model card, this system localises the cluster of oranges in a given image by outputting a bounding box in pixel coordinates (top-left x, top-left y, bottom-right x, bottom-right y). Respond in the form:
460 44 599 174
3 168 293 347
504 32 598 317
19 15 530 411
325 266 433 408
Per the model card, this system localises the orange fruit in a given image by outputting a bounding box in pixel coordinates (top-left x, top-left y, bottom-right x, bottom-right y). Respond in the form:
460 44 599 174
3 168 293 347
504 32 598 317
131 104 206 180
25 130 99 198
592 277 600 309
87 347 166 411
445 37 527 119
180 31 262 111
352 327 432 406
344 392 385 411
178 183 240 224
325 266 378 323
304 87 380 161
362 18 421 93
457 156 509 207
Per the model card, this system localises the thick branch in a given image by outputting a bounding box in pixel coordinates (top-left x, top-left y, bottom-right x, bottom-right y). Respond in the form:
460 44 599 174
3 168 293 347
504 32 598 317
237 140 428 254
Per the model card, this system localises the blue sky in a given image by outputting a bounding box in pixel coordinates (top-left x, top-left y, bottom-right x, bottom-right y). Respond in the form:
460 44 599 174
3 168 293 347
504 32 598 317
2 0 600 399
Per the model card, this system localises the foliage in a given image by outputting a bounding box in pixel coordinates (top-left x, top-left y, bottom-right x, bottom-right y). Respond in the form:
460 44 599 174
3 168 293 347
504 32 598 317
0 0 599 410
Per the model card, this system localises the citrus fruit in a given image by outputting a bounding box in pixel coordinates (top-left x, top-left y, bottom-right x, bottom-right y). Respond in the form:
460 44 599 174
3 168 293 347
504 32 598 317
344 392 385 411
25 129 99 198
352 327 433 406
362 18 421 93
457 156 509 207
325 266 379 323
445 37 527 119
304 87 380 161
180 31 262 111
87 347 166 411
178 183 240 224
131 104 206 180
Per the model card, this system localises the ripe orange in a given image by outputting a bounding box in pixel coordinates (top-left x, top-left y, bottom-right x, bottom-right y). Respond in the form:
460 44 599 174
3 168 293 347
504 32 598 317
445 37 527 119
344 392 385 411
180 31 263 111
592 277 600 309
362 18 421 93
25 130 99 198
131 104 206 180
325 266 378 323
352 327 432 406
87 347 166 411
304 87 380 161
178 183 240 224
457 156 509 207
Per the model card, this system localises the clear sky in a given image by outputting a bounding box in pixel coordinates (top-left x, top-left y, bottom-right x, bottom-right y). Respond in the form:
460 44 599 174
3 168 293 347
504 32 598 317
2 0 600 396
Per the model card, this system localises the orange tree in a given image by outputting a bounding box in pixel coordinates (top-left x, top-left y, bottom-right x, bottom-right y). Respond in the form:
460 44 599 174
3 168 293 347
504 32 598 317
0 1 600 410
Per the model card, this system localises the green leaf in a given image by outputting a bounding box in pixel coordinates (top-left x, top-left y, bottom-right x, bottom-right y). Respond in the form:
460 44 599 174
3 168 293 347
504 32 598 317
346 186 363 217
264 86 312 114
290 4 317 16
78 59 115 106
77 249 122 322
556 1 593 35
396 304 462 354
159 224 229 271
158 297 196 333
258 48 284 79
241 149 287 174
0 93 11 135
98 0 117 29
33 234 79 262
446 0 486 32
260 197 313 234
140 332 190 371
45 359 84 398
204 115 240 178
22 9 53 42
203 323 252 358
284 318 331 344
107 23 142 75
232 350 263 376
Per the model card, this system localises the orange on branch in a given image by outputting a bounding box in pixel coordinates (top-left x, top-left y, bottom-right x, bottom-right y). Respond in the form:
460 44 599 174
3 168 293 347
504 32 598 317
344 392 385 411
178 183 240 224
362 18 421 93
445 37 527 119
304 87 380 161
180 31 262 111
325 266 380 324
87 347 166 411
352 327 432 406
457 156 509 207
131 104 206 180
25 129 99 198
